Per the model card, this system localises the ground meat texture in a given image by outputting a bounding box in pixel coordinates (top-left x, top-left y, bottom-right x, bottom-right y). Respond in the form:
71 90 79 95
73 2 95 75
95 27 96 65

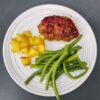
38 16 79 41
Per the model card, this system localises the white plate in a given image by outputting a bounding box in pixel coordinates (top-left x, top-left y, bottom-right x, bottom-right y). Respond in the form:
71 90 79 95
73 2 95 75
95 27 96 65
3 4 97 96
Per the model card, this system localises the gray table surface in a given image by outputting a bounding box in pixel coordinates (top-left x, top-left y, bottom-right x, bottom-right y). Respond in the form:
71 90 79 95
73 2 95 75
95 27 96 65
0 0 100 100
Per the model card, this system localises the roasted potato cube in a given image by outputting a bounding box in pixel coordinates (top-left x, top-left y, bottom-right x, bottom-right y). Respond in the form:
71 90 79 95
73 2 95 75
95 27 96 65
20 47 29 54
16 33 28 42
29 36 44 46
10 38 20 53
20 41 30 48
10 38 18 45
29 37 35 46
28 47 39 57
20 57 31 66
29 37 34 46
11 45 20 53
37 44 45 53
41 35 45 40
23 31 32 38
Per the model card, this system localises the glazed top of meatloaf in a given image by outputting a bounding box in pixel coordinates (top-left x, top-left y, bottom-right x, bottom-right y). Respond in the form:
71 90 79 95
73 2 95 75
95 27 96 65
38 16 79 41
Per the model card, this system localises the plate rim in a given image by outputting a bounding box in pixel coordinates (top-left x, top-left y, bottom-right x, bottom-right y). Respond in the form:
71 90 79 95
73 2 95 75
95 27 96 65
3 4 97 97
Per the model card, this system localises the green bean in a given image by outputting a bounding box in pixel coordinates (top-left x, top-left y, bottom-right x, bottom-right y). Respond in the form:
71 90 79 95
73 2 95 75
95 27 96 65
35 57 49 63
35 55 52 64
39 53 55 57
46 46 78 91
45 61 63 91
70 45 81 51
36 56 57 64
51 45 69 100
77 58 88 70
66 60 86 68
50 53 78 100
36 60 49 65
35 57 43 61
40 45 80 58
31 60 59 69
56 70 64 78
36 45 81 65
50 62 86 86
37 58 50 63
81 62 87 67
40 48 63 57
30 62 55 69
42 50 55 54
51 61 86 86
36 52 55 60
52 61 86 76
69 45 81 55
30 64 44 68
66 54 79 62
24 68 43 85
34 46 81 68
68 35 83 48
66 63 81 68
43 45 81 63
50 70 64 87
66 59 87 68
63 61 75 79
43 45 81 57
45 66 54 89
63 61 88 79
40 50 63 82
65 57 87 72
35 54 54 64
38 62 48 65
36 37 82 63
67 67 82 72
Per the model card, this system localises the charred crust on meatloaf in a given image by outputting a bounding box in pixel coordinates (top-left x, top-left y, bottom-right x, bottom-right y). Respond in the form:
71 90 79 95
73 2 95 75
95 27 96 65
38 16 79 41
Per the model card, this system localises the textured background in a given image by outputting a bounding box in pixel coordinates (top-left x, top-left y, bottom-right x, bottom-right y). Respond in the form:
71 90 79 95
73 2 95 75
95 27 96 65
0 0 100 100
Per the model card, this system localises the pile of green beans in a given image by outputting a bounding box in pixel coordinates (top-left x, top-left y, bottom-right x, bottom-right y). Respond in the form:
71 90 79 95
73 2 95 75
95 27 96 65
24 35 88 100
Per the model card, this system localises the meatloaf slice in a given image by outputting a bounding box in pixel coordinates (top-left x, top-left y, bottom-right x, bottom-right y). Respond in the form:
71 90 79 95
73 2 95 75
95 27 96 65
38 16 79 41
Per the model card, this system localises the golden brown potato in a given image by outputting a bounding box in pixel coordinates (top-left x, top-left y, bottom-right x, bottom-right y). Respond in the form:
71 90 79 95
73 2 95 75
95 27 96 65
20 47 29 54
29 36 44 46
10 38 17 44
41 35 45 40
37 44 45 53
23 31 32 38
16 33 28 42
20 57 31 66
10 38 20 53
20 40 30 48
11 31 45 59
28 47 39 57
